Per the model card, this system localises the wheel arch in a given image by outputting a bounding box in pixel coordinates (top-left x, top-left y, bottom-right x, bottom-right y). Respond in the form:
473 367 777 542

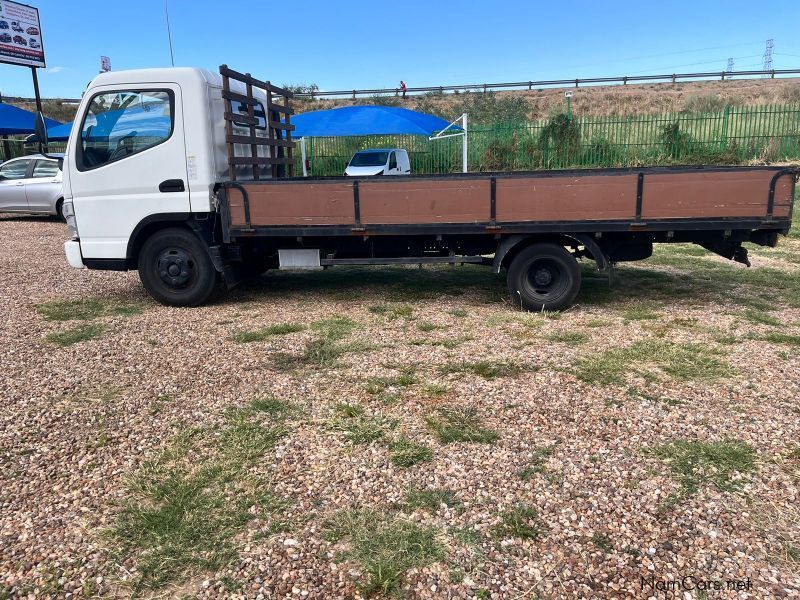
493 233 609 274
126 213 196 269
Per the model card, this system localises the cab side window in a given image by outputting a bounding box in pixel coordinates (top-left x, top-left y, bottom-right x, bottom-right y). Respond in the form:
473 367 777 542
0 158 32 180
32 160 60 178
77 90 174 171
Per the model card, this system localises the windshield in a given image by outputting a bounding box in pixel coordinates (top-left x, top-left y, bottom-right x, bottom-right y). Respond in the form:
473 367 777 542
349 151 389 167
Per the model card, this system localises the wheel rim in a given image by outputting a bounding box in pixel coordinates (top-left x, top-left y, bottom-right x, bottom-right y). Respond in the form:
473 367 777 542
157 247 196 289
523 258 569 302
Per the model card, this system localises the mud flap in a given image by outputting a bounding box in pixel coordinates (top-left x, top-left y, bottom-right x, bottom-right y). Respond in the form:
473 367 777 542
699 240 751 267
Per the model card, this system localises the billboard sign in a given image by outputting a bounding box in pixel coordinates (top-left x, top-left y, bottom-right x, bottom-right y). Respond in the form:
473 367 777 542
0 1 44 68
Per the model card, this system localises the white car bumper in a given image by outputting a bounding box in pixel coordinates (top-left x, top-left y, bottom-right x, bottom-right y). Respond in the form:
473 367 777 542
64 240 85 269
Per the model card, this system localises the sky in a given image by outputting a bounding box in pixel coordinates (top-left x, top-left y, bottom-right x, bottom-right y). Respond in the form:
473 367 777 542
0 0 799 99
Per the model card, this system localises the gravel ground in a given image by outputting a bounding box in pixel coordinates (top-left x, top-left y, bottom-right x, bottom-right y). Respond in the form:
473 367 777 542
1 214 799 599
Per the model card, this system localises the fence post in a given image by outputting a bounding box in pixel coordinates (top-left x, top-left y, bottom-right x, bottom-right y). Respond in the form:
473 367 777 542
720 104 731 152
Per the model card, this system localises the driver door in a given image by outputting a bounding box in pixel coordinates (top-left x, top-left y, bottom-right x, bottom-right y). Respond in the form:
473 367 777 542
67 83 189 260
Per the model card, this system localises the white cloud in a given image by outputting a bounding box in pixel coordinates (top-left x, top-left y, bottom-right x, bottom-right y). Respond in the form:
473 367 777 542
46 66 65 74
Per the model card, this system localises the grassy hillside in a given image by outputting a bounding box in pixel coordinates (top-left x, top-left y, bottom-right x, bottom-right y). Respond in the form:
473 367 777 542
291 77 800 124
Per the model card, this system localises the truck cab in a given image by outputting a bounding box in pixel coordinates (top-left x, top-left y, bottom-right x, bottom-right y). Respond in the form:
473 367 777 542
344 148 411 176
62 67 259 271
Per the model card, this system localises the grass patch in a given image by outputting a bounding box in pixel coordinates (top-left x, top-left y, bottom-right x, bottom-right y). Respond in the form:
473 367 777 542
268 316 366 369
585 319 611 328
324 510 444 596
740 309 782 327
448 308 468 318
571 339 733 385
592 532 613 553
545 331 589 345
312 315 358 340
404 487 458 511
621 303 662 322
366 367 417 395
518 445 555 480
388 437 433 467
493 505 545 540
417 321 439 332
439 359 526 380
408 334 474 349
748 332 800 347
230 323 304 343
110 403 287 591
36 298 144 321
249 395 295 418
426 407 499 444
328 403 395 444
46 324 106 347
423 382 450 396
647 439 756 500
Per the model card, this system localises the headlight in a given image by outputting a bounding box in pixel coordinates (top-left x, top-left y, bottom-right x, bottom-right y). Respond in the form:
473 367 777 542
62 200 79 239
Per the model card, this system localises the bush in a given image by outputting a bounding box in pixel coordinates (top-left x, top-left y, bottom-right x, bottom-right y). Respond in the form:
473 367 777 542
538 114 581 167
683 94 739 114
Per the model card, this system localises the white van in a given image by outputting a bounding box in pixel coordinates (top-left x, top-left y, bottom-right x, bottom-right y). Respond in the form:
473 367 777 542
344 148 411 176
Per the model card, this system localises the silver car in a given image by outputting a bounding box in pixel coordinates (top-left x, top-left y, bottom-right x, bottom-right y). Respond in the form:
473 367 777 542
0 154 64 219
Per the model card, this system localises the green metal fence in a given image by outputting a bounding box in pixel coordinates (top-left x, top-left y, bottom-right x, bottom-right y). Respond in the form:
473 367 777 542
4 104 799 173
301 103 800 176
0 139 67 162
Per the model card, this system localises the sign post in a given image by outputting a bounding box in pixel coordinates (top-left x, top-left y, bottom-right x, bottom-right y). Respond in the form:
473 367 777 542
0 1 46 150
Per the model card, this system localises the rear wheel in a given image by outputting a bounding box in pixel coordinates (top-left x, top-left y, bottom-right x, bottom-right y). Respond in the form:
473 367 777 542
138 228 220 307
507 243 581 311
55 199 65 222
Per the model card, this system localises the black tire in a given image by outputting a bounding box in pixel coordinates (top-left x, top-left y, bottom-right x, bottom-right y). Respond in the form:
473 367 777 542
138 228 220 307
55 199 65 222
507 243 581 311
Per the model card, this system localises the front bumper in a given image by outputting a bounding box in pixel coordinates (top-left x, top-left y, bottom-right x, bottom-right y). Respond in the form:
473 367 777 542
64 240 85 269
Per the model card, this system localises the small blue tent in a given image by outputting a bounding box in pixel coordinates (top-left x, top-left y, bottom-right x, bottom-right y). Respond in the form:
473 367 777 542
291 105 457 138
0 103 60 135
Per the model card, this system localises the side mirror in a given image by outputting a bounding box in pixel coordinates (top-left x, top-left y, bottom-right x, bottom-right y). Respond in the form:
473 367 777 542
34 112 62 169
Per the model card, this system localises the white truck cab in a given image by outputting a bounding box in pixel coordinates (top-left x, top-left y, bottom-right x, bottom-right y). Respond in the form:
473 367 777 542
62 67 269 271
344 148 411 177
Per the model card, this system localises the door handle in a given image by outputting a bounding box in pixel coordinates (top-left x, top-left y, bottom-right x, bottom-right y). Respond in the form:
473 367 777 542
159 179 185 193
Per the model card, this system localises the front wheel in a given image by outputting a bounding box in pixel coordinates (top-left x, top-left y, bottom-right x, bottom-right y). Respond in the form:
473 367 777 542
507 243 581 311
138 228 220 307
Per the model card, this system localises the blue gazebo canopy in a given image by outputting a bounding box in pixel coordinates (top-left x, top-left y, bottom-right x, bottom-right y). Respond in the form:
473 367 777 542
0 103 60 135
46 121 73 141
292 105 457 138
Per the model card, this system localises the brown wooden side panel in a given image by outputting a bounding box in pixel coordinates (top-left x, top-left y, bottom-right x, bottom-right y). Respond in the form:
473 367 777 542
642 170 774 219
228 183 355 226
359 179 490 224
495 175 637 221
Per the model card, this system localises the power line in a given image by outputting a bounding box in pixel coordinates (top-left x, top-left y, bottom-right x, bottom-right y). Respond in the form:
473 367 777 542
625 54 763 75
558 41 765 72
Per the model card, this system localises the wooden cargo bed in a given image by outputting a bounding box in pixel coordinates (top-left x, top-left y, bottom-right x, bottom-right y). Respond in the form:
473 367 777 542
218 166 796 239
